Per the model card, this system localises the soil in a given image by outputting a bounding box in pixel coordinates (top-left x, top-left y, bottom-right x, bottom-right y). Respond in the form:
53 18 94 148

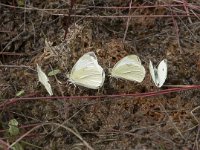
0 0 200 149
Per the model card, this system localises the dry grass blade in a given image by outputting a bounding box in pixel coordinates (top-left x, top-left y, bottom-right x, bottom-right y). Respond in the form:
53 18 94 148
159 103 185 139
123 0 132 42
191 106 200 124
9 122 94 150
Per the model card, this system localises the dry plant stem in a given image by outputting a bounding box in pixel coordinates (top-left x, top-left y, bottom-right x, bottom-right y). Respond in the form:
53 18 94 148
49 65 69 119
55 14 200 18
47 106 86 135
86 4 200 10
191 106 200 124
150 131 176 145
190 9 200 20
0 65 36 72
2 31 24 52
0 30 12 33
0 107 86 136
1 85 200 110
49 65 64 96
182 0 192 23
1 3 200 18
23 0 26 31
0 52 28 56
0 139 10 150
177 16 197 40
193 125 200 150
123 0 132 42
8 122 94 150
31 20 36 45
10 111 42 122
163 85 199 87
159 103 184 139
170 8 182 53
20 141 42 149
1 3 200 11
192 126 199 150
0 123 41 135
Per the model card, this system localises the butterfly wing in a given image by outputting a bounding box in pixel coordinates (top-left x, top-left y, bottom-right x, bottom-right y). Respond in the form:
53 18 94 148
37 64 53 96
149 60 159 87
114 55 142 68
157 59 167 87
111 55 146 82
69 52 105 89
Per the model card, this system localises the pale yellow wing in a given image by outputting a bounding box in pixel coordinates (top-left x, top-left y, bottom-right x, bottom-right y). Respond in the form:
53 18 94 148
149 60 158 86
149 59 167 87
37 64 53 95
69 52 105 89
111 55 145 82
157 59 167 87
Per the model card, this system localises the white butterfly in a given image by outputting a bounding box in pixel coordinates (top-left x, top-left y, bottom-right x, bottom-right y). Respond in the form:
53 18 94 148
149 59 167 87
37 64 53 96
68 52 105 89
110 55 146 82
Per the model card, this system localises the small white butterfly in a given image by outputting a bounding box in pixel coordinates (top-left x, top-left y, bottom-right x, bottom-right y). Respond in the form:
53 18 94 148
110 55 146 82
68 52 105 89
37 64 53 96
149 59 167 87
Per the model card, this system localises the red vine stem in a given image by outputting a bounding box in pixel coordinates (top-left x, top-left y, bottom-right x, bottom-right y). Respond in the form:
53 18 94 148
1 85 200 109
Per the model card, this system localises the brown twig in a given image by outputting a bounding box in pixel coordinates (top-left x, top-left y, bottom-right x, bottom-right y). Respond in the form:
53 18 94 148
1 3 200 11
170 6 182 53
8 122 94 150
49 65 64 96
123 0 132 42
193 125 200 150
54 13 200 18
0 139 10 150
182 0 192 23
191 106 200 124
0 52 28 56
0 65 35 71
159 103 185 139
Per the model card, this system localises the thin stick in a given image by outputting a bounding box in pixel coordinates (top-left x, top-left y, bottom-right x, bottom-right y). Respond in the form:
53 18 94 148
193 125 200 150
1 3 200 11
23 0 27 31
182 0 192 23
54 14 200 18
170 7 182 53
123 0 132 42
191 106 200 124
0 52 28 56
49 65 64 96
0 65 35 72
9 122 94 150
2 31 25 52
159 103 184 139
1 85 200 109
163 85 198 87
0 139 10 150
